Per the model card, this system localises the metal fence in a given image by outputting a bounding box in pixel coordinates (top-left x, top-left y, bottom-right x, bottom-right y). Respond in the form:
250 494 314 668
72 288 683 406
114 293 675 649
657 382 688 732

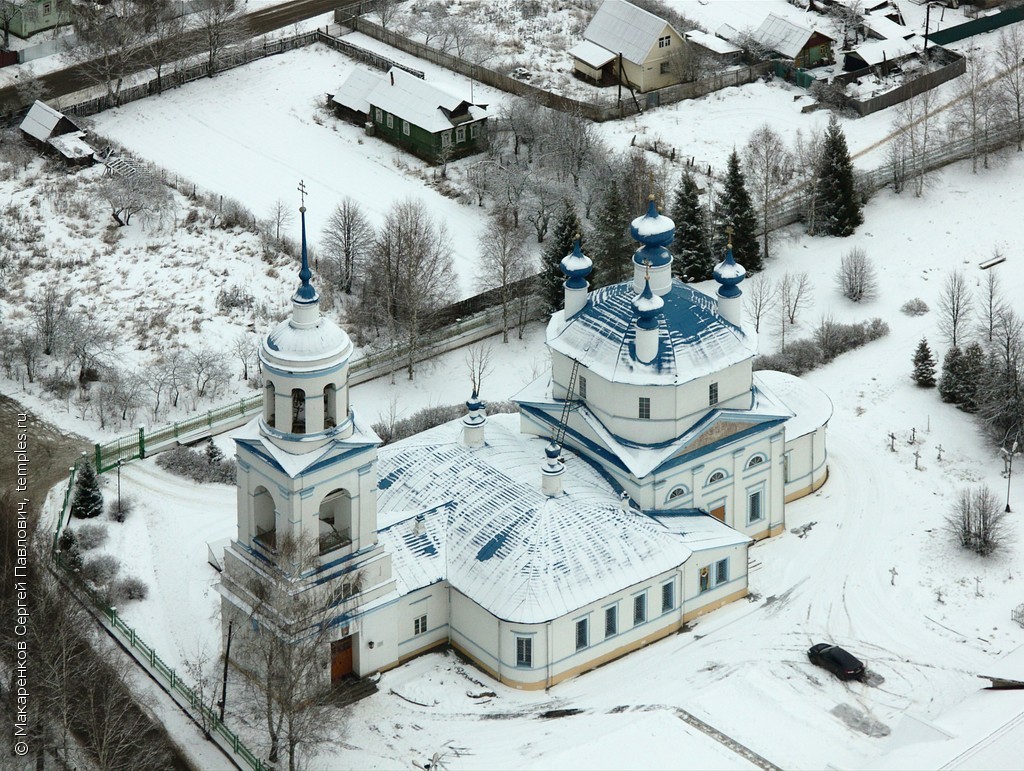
51 463 266 771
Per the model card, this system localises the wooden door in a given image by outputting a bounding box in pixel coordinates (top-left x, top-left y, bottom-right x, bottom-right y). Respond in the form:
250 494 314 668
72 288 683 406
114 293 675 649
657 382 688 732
710 505 725 522
330 636 354 682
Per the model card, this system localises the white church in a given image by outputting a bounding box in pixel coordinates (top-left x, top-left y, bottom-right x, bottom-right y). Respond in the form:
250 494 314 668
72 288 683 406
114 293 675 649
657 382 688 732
218 200 832 690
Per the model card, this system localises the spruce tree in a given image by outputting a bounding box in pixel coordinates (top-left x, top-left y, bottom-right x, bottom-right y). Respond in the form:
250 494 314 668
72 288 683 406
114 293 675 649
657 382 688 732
589 180 632 288
71 460 104 519
815 115 863 237
958 342 986 412
912 338 936 387
713 150 761 271
670 170 712 281
543 200 582 312
939 347 964 404
206 440 224 465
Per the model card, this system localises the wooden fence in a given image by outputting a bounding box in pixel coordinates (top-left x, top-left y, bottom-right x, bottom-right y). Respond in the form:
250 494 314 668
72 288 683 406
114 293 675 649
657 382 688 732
846 49 966 118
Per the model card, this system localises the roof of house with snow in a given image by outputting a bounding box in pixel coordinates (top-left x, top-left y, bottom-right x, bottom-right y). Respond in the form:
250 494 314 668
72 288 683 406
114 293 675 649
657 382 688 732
580 0 680 66
846 36 920 67
863 12 914 42
567 38 618 68
545 279 758 387
752 13 833 59
331 67 384 115
753 371 833 441
375 415 726 624
684 30 741 57
19 100 81 143
366 68 488 134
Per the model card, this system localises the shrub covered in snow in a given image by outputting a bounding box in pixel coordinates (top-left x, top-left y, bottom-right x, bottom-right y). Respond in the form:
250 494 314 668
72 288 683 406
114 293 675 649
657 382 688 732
81 554 121 587
76 523 109 551
946 486 1010 557
157 444 236 484
111 576 149 602
108 494 135 523
755 319 889 376
901 298 929 316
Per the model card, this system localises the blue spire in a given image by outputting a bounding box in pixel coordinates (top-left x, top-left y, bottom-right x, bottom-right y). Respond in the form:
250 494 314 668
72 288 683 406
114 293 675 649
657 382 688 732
294 204 318 304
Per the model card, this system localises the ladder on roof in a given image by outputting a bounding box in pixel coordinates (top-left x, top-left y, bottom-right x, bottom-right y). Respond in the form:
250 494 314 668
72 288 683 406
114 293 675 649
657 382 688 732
553 359 581 451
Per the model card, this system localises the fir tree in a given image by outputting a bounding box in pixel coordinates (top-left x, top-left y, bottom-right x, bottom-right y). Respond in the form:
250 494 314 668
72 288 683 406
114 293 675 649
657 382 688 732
713 150 761 271
958 342 987 413
543 200 582 312
939 347 963 404
589 180 632 288
71 460 104 519
206 440 224 466
912 338 936 387
670 171 712 281
815 115 863 237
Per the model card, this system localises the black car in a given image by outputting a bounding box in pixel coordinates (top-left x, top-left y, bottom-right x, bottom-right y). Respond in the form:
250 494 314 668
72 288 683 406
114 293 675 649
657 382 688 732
807 643 865 681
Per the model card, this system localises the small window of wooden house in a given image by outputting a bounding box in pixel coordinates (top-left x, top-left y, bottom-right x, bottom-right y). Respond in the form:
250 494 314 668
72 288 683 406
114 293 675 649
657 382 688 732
375 108 382 123
441 131 451 148
456 126 466 143
470 123 480 139
402 120 410 135
386 113 394 129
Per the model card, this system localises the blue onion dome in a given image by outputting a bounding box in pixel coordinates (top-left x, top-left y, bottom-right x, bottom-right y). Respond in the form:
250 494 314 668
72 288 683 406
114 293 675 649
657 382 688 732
630 196 674 268
632 276 664 331
560 237 593 288
294 205 318 304
713 235 746 299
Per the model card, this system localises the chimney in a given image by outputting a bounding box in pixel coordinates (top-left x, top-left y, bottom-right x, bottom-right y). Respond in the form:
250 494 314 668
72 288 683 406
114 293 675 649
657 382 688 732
389 70 395 86
540 442 565 497
462 392 486 447
560 237 592 318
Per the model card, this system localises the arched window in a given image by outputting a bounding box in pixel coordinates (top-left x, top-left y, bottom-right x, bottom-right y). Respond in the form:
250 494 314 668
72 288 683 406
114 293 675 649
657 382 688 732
253 486 276 551
706 470 727 486
264 381 276 428
668 486 688 501
746 454 767 470
318 488 352 555
324 383 338 429
291 388 305 434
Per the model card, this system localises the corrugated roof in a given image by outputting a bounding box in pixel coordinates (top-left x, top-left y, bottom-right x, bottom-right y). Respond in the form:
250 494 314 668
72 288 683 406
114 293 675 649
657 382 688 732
19 100 73 143
376 416 697 623
568 39 617 68
367 68 488 134
583 0 677 66
752 13 829 59
331 67 384 115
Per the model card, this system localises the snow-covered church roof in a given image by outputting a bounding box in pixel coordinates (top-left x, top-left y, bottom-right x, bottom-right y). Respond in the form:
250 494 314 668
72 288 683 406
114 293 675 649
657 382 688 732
376 415 741 624
547 278 758 386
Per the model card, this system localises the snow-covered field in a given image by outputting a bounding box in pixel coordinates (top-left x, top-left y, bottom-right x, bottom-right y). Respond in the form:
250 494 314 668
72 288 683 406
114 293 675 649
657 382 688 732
12 3 1024 769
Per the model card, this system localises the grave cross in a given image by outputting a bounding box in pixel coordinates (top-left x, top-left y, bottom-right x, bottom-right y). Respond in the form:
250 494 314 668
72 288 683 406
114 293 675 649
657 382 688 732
890 566 898 586
936 444 944 462
888 432 897 452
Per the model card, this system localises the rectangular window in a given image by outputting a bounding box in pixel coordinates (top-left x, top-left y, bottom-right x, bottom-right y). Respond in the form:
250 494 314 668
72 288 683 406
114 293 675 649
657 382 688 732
516 636 532 667
659 35 671 48
575 618 589 650
375 108 382 123
470 122 480 139
748 490 763 523
633 593 647 625
456 126 466 142
414 614 427 635
709 382 719 405
661 582 674 613
660 61 670 75
784 451 792 483
402 119 410 136
578 375 587 400
44 2 52 14
604 606 617 638
639 396 651 419
700 559 729 592
386 113 394 129
441 131 451 148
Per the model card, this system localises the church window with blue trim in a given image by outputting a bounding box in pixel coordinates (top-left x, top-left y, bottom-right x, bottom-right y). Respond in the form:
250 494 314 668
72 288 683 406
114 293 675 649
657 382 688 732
746 453 766 469
707 470 726 485
668 486 687 500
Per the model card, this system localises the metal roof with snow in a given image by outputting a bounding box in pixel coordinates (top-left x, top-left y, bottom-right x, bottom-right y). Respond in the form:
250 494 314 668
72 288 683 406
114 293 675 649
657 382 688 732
367 68 488 134
582 0 679 66
331 67 385 115
752 13 831 60
846 37 919 67
684 30 741 57
19 100 80 143
568 39 617 68
375 416 707 624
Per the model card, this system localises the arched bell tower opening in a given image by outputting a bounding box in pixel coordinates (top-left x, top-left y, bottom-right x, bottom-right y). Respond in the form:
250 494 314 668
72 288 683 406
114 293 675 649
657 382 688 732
291 388 306 434
253 486 276 550
324 383 338 429
264 381 276 427
318 488 352 555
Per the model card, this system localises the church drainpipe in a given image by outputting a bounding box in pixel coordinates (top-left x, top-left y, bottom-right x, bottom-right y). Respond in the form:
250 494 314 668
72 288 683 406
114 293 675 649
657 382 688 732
546 621 553 689
678 568 685 629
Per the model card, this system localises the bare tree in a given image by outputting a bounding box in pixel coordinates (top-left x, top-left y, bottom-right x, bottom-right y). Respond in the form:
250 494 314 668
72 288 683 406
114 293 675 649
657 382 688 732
540 108 602 190
477 208 532 342
320 197 374 295
266 198 294 242
777 271 813 350
232 332 257 381
371 0 400 29
188 347 229 399
792 128 824 229
891 89 936 197
996 26 1024 152
141 1 188 95
836 247 878 303
667 38 714 83
938 270 973 349
827 0 864 48
465 343 494 395
493 160 530 228
947 55 995 174
14 324 41 383
0 1 17 50
65 0 146 108
743 124 792 260
947 485 1010 556
180 641 222 739
497 98 541 158
100 168 172 227
362 199 456 379
525 179 561 244
31 280 72 356
978 262 1004 343
193 0 247 77
745 273 776 334
66 313 114 383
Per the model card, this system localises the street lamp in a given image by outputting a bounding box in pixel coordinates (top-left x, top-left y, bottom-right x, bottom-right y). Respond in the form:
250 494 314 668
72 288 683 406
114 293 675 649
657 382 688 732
116 459 124 516
1002 436 1019 513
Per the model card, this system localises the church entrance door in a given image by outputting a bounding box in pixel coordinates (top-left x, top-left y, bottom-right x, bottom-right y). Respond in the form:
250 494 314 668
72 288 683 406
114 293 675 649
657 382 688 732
710 505 725 522
330 636 354 681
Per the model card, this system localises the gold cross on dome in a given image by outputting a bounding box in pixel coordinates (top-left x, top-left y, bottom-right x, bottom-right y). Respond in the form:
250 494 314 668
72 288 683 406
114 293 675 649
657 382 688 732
725 225 734 247
643 257 651 280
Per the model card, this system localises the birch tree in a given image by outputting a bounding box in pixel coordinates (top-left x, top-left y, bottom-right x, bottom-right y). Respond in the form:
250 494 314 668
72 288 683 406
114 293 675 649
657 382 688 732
478 207 532 343
996 26 1024 152
743 124 792 260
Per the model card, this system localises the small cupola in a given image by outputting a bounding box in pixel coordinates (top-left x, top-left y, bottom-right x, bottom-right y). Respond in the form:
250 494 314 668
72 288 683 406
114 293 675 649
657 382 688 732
630 196 674 296
462 391 487 447
713 227 746 328
560 236 593 318
632 275 664 364
540 441 565 497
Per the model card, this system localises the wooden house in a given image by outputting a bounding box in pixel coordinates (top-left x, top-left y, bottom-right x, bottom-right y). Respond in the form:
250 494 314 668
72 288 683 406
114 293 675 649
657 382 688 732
331 68 489 163
750 13 835 68
6 0 67 40
569 0 686 93
19 100 95 164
